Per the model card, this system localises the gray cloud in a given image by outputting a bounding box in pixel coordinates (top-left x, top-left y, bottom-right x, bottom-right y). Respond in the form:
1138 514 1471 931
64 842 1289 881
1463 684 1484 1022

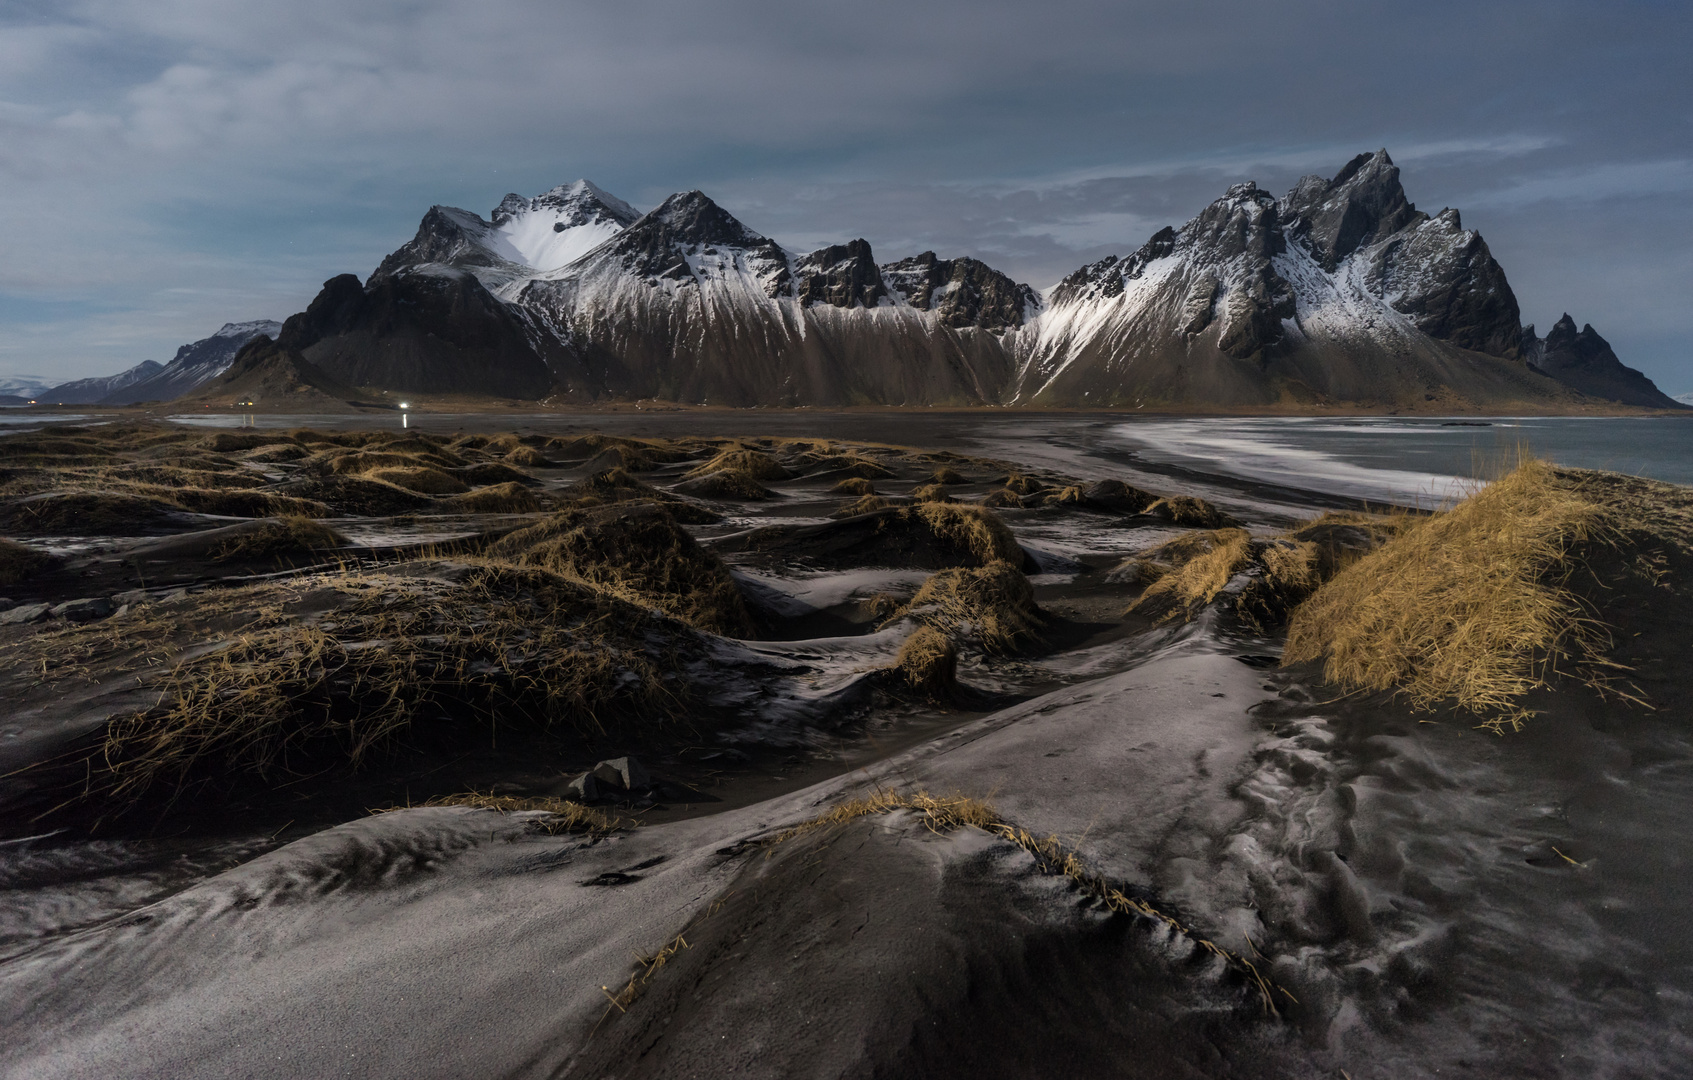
2 0 1689 390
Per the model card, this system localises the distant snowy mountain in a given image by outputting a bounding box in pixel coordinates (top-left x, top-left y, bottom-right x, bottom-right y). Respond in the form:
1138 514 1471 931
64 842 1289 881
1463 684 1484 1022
1677 392 1693 407
101 320 283 404
207 155 1679 410
38 360 165 404
0 376 51 399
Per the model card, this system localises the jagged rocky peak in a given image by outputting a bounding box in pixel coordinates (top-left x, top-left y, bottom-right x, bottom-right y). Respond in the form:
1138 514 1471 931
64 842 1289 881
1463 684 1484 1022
583 190 793 297
1048 227 1178 307
1281 148 1420 270
880 251 1040 330
1188 182 1286 262
1523 314 1684 409
795 239 887 309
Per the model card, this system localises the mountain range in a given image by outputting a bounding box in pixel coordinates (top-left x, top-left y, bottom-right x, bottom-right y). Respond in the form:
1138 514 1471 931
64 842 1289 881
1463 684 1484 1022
45 153 1693 411
29 322 281 406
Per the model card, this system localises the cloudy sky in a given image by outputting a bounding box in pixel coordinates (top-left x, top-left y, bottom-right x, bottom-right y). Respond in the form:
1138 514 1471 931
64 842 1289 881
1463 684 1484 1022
3 0 1690 392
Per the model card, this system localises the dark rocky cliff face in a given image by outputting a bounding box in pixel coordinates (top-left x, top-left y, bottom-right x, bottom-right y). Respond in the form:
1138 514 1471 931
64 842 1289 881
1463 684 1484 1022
274 272 575 399
880 252 1040 331
1280 149 1524 360
795 240 887 309
1525 315 1685 409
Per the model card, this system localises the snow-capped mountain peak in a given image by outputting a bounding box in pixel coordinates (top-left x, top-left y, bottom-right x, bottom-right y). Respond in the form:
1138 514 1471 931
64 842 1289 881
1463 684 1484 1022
372 179 642 296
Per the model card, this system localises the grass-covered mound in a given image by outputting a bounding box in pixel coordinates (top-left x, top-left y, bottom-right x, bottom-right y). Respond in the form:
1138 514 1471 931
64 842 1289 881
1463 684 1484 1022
673 469 776 501
830 477 877 497
447 482 543 514
558 468 719 523
684 448 791 482
274 473 434 515
884 626 960 703
885 561 1045 655
1123 528 1254 622
487 502 750 635
1236 511 1409 632
1283 460 1693 730
0 537 58 587
213 516 346 562
0 490 193 535
723 502 1023 571
21 562 699 826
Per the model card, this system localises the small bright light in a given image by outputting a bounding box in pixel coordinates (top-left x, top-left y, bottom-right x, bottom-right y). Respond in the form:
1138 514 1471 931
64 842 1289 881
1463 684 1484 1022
399 402 410 409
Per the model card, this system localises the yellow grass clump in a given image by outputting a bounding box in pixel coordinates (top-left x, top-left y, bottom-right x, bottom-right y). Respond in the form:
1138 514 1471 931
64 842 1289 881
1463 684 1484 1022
830 477 877 497
980 488 1024 509
362 465 470 495
912 502 1023 565
76 563 690 818
910 482 953 503
887 626 960 701
486 504 750 634
886 560 1045 655
448 482 543 514
831 494 895 518
214 516 345 561
1284 459 1615 731
1146 495 1237 529
506 445 551 467
675 469 775 500
1127 528 1254 622
996 473 1046 496
930 466 967 485
683 448 791 482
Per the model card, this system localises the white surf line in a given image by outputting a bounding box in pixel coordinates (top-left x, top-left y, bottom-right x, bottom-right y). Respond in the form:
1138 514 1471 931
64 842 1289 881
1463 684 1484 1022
1106 418 1478 507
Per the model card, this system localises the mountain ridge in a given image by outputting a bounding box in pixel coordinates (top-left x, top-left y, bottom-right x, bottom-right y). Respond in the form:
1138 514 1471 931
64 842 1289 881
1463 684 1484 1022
127 156 1693 411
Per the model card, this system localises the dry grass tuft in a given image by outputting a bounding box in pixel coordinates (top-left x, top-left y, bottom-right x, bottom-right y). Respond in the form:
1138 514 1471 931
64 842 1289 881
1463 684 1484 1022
1284 459 1618 730
1127 528 1254 622
214 516 345 561
1147 495 1238 529
71 563 693 818
674 469 775 501
912 502 1024 565
199 432 296 453
887 626 959 701
886 560 1045 655
414 792 618 834
167 488 331 519
831 494 895 518
1035 485 1086 507
0 537 58 587
980 488 1024 509
362 465 470 495
0 490 187 535
505 445 551 467
1236 511 1410 633
830 477 877 497
448 482 543 514
910 483 953 504
930 466 967 485
996 473 1046 497
487 503 750 634
684 448 790 482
